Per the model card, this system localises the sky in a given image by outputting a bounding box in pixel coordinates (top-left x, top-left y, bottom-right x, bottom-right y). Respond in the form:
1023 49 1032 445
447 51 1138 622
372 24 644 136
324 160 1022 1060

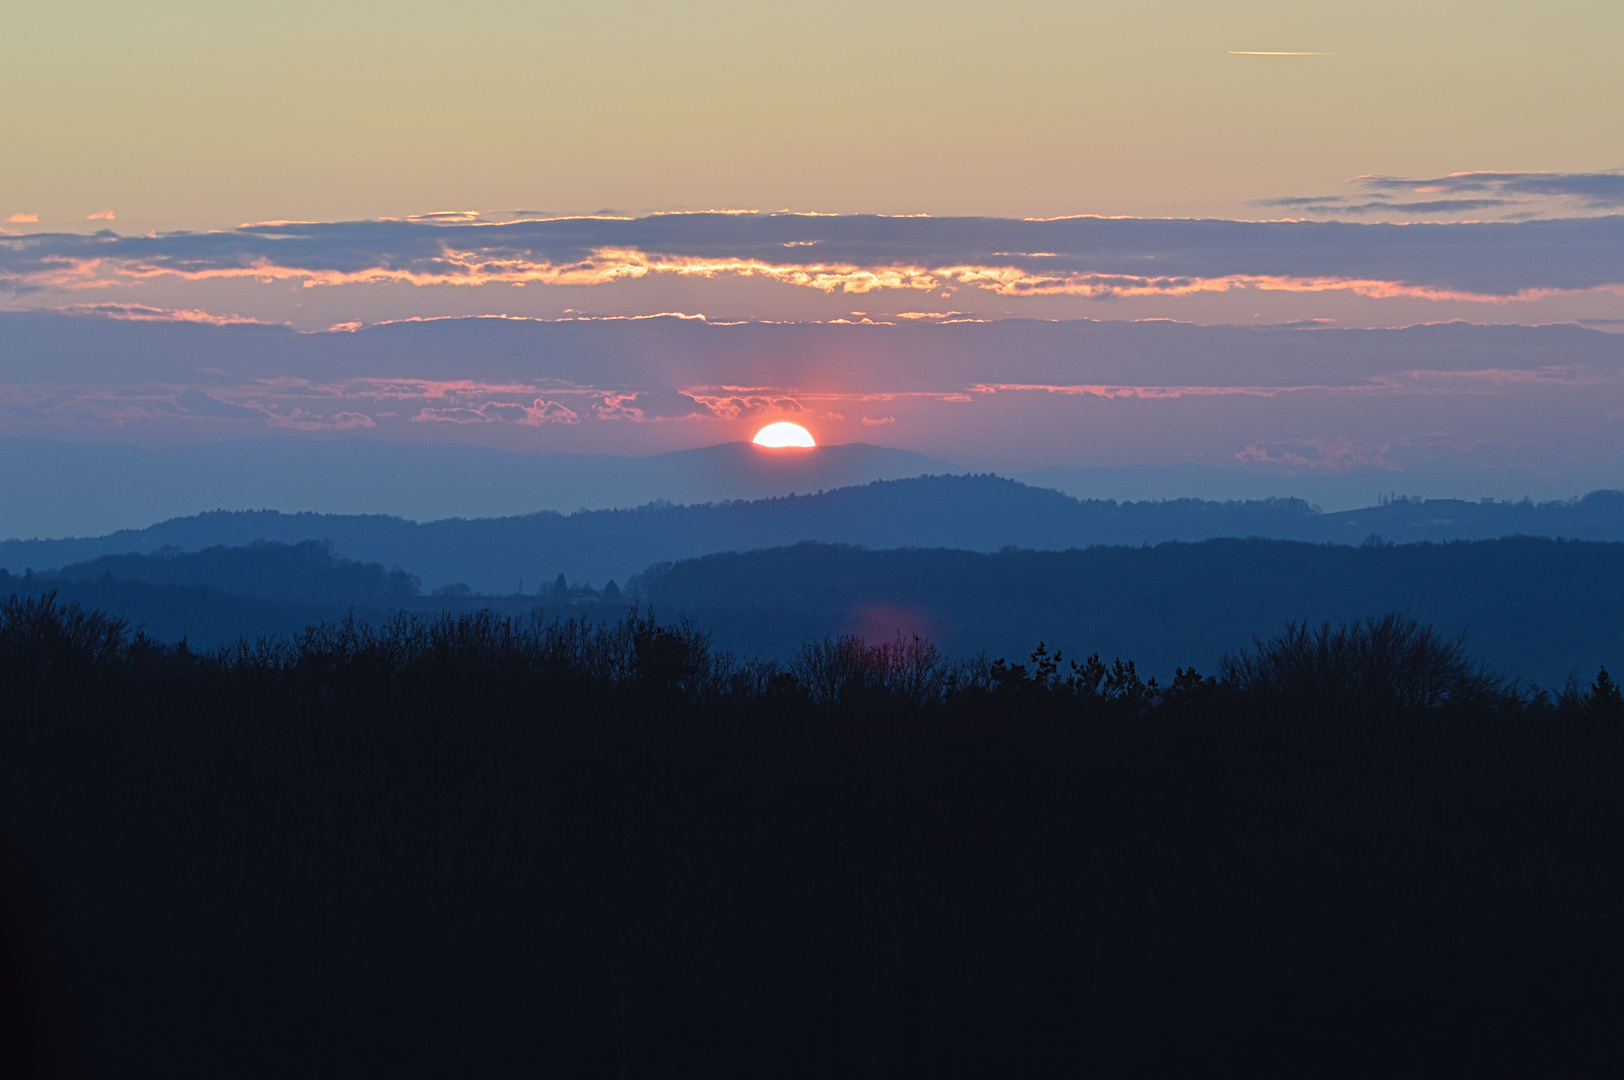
6 1 1623 229
3 0 1623 518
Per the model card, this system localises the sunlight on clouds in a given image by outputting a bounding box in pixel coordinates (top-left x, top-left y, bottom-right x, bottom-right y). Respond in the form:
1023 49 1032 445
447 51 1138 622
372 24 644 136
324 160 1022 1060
686 393 808 422
59 302 268 326
12 250 1599 307
7 212 1624 323
412 398 579 425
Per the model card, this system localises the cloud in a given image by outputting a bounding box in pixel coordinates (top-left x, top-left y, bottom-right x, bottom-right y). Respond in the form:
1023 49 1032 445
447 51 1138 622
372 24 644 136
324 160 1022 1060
594 388 707 421
6 309 1620 400
1357 171 1624 208
6 213 38 224
1260 171 1624 221
684 391 809 421
1234 437 1389 471
412 398 579 425
1258 196 1513 216
972 382 1290 400
86 210 116 221
259 407 380 431
58 302 269 326
2 314 1621 498
1257 196 1347 209
4 211 1624 303
177 387 258 419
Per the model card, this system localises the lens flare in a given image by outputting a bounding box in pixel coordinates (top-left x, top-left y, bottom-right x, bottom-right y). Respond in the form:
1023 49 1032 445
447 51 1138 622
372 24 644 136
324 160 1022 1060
752 421 816 447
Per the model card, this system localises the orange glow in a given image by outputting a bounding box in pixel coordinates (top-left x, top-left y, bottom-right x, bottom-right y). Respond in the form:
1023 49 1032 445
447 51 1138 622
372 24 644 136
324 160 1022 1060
752 421 815 447
4 243 1589 307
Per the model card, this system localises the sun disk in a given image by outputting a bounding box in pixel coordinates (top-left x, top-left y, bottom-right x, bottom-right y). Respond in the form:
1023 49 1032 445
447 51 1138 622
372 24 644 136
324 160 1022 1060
752 422 816 448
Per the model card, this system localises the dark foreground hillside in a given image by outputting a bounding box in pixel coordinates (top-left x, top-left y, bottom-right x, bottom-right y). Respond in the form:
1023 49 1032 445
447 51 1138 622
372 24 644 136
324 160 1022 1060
3 596 1624 1078
637 536 1624 688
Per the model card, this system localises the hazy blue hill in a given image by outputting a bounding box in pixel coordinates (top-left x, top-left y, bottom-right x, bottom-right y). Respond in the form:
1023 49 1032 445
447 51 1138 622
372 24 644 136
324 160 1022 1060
0 475 1316 590
6 543 555 648
50 540 421 605
634 537 1624 689
0 572 343 648
1316 489 1624 542
1016 463 1622 513
5 475 1624 594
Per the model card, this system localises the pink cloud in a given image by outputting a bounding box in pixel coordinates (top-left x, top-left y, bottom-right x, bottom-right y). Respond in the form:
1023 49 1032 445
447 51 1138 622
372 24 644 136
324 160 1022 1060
86 210 116 221
969 382 1290 400
6 213 38 224
338 378 576 402
1234 438 1394 471
684 392 808 421
411 398 579 425
10 243 1609 309
594 393 647 421
860 415 896 425
58 302 271 326
592 391 707 422
260 407 379 431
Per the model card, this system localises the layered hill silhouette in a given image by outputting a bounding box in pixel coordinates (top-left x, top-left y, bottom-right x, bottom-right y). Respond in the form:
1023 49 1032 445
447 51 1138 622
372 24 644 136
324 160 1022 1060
49 540 422 605
8 532 1624 688
6 474 1624 593
5 541 479 646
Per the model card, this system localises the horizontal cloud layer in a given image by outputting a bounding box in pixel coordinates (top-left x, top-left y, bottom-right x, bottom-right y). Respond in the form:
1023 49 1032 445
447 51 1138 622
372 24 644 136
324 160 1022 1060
1258 171 1624 220
1 312 1619 480
4 211 1624 302
7 309 1618 390
1360 171 1624 207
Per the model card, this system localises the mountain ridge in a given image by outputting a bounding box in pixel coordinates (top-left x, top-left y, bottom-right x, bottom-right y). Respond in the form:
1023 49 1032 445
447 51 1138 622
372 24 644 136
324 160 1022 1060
5 474 1623 593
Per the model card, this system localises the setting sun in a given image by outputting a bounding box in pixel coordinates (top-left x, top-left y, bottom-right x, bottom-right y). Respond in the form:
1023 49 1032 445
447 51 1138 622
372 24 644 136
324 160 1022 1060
752 422 816 448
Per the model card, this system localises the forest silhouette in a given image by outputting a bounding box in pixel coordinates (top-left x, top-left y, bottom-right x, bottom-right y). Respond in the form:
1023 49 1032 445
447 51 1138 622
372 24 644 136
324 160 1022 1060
3 593 1623 1077
11 533 1624 688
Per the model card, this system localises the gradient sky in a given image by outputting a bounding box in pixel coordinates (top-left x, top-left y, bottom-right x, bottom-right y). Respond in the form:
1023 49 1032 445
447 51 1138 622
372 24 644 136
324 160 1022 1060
6 0 1622 230
3 0 1623 519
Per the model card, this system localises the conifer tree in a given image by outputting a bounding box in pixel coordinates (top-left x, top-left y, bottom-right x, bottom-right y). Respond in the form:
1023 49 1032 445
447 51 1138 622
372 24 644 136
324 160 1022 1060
1586 665 1624 721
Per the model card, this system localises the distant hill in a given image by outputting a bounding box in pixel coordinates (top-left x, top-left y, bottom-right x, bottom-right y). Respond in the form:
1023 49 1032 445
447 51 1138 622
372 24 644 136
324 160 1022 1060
634 537 1624 689
5 475 1624 593
5 543 549 647
1013 463 1533 513
49 540 421 605
0 435 963 537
